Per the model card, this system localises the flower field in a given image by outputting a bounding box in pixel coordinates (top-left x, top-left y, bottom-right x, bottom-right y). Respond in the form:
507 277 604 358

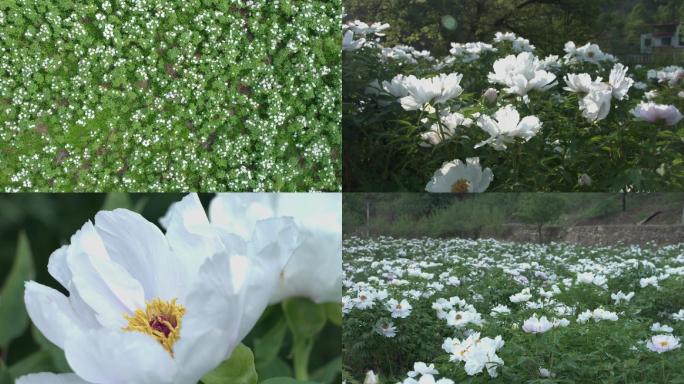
342 236 684 383
0 1 341 192
343 21 684 192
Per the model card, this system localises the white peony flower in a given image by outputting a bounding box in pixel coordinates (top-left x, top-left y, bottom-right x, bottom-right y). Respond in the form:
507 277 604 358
607 63 633 100
475 105 542 150
522 314 553 334
425 158 493 193
651 323 674 333
611 291 634 304
488 52 556 96
170 193 345 305
510 288 532 303
18 194 298 384
400 73 464 111
364 370 379 384
387 298 412 318
631 102 683 126
342 30 365 51
375 320 397 338
646 334 681 353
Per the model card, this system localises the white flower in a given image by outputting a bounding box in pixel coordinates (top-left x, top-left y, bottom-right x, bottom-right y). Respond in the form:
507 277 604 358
446 309 482 328
576 272 607 288
400 73 464 111
446 333 504 377
387 298 412 318
364 370 379 384
382 74 410 98
355 290 375 309
579 86 612 122
510 288 532 303
678 91 684 98
646 334 681 353
425 158 493 193
640 276 660 288
488 52 556 96
375 320 397 338
483 88 498 104
591 308 619 322
490 304 511 317
18 194 297 384
522 314 553 334
651 323 674 333
342 30 365 51
198 193 342 304
553 318 570 328
475 105 542 150
608 63 633 100
631 102 683 126
420 112 471 147
673 309 684 321
539 368 552 378
611 291 634 304
408 362 438 377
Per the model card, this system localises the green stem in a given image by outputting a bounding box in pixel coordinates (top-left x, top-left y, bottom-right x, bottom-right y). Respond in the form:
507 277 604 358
293 337 314 381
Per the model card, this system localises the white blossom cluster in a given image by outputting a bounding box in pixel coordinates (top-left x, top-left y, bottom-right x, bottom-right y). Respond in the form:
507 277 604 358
0 0 341 191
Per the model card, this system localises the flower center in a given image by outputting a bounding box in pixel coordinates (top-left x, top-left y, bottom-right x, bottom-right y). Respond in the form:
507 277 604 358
123 298 186 355
660 341 669 347
451 179 470 193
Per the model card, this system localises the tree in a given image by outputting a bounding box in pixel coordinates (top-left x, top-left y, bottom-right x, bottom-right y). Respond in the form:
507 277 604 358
516 194 566 243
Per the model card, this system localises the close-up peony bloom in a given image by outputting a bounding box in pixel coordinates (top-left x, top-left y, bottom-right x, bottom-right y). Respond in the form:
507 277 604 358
631 102 683 126
162 193 342 305
18 194 299 384
646 334 681 353
425 158 493 193
475 105 542 150
343 30 366 51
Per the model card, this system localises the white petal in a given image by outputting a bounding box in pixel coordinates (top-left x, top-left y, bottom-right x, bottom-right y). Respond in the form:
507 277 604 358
16 373 92 384
164 194 223 290
66 222 146 327
94 209 185 300
24 282 84 349
172 329 233 384
47 245 71 289
65 328 175 384
208 193 276 239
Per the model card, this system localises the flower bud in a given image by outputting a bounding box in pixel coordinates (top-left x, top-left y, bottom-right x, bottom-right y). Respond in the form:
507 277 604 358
483 88 498 104
578 173 592 187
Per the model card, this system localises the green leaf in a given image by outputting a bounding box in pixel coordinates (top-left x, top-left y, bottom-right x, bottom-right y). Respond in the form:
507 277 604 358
32 326 70 372
323 303 341 327
0 231 35 348
8 350 53 379
201 343 257 384
260 378 320 384
282 298 327 340
0 361 11 384
256 357 292 381
254 318 287 366
101 193 134 211
310 357 341 384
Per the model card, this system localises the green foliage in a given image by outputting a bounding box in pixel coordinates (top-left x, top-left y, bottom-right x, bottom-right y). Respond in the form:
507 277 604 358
201 344 258 384
515 194 566 240
343 9 684 192
0 232 34 348
343 236 684 383
0 1 341 191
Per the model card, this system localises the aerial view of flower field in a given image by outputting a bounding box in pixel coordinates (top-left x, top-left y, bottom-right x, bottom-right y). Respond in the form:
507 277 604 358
0 1 341 192
342 193 684 383
0 193 342 384
342 0 684 192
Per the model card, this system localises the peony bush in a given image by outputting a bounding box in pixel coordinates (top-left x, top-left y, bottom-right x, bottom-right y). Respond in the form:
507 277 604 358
343 21 684 192
0 1 341 192
343 236 684 383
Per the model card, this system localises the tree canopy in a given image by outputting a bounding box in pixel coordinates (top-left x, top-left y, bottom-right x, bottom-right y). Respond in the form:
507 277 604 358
344 0 684 56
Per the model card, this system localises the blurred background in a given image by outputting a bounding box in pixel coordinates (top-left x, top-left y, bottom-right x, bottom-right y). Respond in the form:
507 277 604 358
344 193 684 245
344 0 684 63
0 193 340 383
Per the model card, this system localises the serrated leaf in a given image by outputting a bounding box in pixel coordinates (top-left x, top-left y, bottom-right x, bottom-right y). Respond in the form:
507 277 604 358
201 343 257 384
0 231 35 347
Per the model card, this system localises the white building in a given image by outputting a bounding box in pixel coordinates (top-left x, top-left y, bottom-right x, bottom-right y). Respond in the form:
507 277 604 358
641 22 684 54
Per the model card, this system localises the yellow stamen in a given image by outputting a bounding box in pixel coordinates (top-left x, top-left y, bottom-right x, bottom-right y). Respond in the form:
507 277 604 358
451 179 470 193
660 341 669 347
123 298 186 355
